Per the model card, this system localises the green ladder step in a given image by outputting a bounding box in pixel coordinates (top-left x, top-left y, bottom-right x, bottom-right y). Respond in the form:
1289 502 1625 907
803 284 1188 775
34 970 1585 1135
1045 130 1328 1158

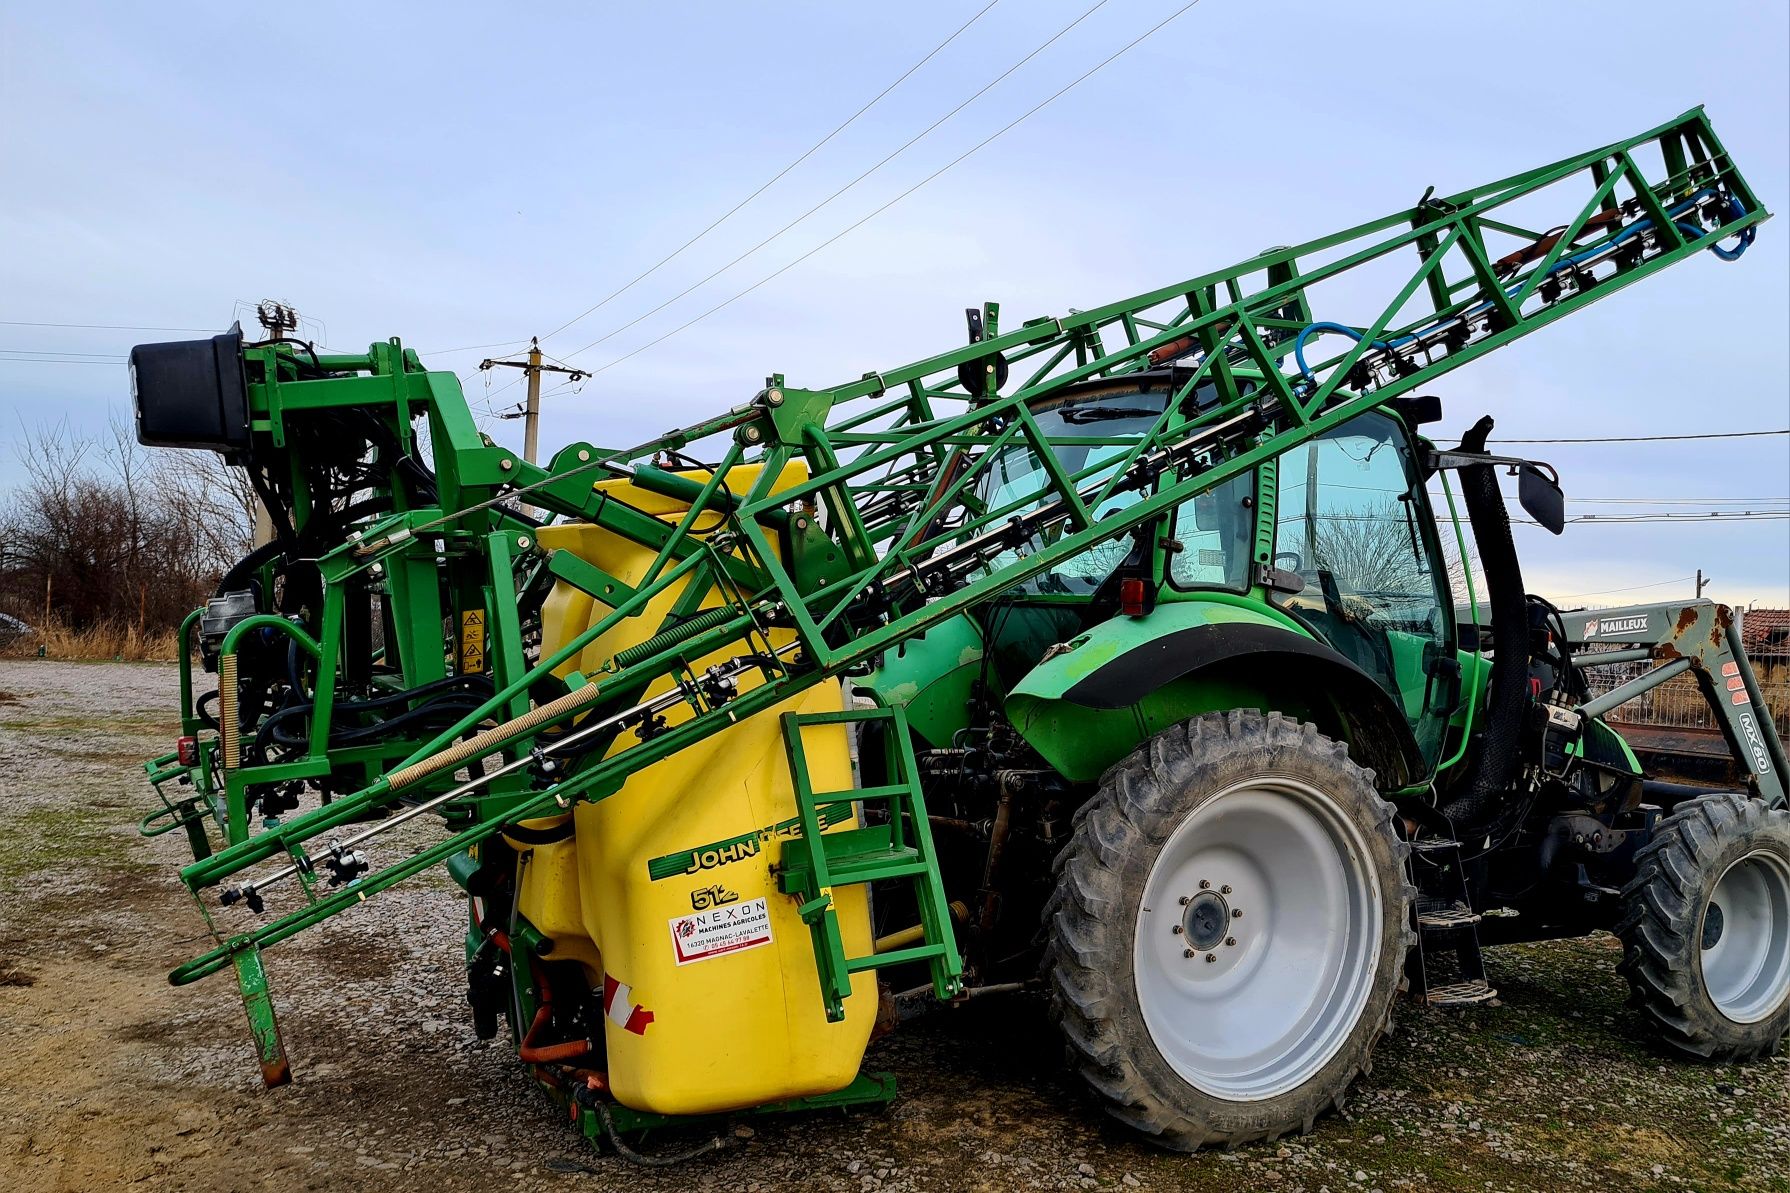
782 830 934 884
777 705 963 1022
810 783 911 802
846 944 946 972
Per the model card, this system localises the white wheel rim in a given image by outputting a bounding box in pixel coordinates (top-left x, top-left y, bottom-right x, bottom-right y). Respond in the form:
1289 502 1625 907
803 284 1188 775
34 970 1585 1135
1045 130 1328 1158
1132 777 1383 1101
1700 849 1790 1024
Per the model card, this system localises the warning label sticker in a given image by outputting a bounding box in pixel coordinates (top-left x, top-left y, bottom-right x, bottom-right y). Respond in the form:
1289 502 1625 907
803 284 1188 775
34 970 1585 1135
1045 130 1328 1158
459 609 486 674
669 896 773 965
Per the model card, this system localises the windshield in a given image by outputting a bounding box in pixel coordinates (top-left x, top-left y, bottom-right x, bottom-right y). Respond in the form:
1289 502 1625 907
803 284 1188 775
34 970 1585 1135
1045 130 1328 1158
971 387 1253 596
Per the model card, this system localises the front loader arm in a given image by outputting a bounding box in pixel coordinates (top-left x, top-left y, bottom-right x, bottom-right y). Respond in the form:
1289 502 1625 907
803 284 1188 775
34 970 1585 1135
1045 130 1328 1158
1565 601 1787 807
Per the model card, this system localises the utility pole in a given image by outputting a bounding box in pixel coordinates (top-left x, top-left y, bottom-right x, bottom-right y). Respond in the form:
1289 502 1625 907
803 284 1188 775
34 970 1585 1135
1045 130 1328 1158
523 339 543 468
1696 568 1710 599
479 338 586 466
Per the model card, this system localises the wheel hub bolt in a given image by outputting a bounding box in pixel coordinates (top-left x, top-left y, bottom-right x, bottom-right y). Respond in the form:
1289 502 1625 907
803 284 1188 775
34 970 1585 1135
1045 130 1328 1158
1225 936 1236 947
1232 908 1243 919
1179 895 1191 906
1205 953 1216 963
1198 879 1211 890
1183 948 1195 959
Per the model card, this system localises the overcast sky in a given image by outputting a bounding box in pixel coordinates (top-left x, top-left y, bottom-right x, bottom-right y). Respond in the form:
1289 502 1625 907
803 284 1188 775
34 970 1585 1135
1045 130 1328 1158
3 0 1786 606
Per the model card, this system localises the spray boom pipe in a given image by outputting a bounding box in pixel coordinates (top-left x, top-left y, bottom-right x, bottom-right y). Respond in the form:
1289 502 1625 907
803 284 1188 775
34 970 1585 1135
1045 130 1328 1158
225 678 702 902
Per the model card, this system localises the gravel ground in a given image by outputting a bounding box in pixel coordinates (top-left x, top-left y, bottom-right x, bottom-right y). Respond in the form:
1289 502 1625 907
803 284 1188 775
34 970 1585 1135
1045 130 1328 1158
0 658 1785 1192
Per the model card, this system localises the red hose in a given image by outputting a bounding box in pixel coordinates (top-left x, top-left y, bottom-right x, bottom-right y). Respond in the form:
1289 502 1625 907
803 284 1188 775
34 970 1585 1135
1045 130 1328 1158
468 898 512 955
475 895 593 1065
516 959 594 1065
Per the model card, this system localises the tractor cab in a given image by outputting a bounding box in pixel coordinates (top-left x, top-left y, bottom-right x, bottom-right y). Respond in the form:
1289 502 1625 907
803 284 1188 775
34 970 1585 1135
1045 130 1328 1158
971 380 1255 599
895 373 1461 784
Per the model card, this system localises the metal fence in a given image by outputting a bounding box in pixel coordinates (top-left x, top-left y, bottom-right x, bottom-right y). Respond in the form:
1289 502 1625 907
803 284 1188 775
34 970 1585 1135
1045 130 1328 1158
1580 639 1790 739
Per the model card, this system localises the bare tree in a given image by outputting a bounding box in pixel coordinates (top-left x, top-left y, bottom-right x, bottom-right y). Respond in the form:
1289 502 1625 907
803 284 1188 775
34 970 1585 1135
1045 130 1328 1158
1298 499 1471 601
0 414 253 633
155 447 257 575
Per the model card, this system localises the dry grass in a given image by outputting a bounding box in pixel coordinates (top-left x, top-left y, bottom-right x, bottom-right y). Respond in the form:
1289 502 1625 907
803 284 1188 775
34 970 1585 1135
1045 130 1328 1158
0 617 184 662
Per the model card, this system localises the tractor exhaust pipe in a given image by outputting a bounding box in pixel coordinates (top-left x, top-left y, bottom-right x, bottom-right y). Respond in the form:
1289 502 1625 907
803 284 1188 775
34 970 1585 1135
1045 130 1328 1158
1440 415 1528 834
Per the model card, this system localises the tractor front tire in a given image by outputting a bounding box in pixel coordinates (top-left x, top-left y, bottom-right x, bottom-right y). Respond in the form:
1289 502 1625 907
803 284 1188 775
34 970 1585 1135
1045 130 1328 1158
1044 711 1412 1151
1617 792 1790 1061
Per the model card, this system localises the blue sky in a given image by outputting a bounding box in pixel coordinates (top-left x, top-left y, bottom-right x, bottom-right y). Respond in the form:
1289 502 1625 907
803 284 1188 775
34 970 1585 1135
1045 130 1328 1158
3 0 1786 605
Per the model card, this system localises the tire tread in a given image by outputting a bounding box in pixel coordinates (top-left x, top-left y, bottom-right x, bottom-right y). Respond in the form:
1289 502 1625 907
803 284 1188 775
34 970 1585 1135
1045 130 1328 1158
1616 792 1790 1062
1043 710 1413 1150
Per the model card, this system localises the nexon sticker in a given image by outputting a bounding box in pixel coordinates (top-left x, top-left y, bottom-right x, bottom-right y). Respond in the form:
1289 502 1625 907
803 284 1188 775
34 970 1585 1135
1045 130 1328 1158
670 897 773 965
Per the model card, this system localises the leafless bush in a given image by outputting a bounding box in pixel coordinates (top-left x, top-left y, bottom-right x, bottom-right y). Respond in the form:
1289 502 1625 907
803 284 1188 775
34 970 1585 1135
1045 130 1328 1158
0 415 253 646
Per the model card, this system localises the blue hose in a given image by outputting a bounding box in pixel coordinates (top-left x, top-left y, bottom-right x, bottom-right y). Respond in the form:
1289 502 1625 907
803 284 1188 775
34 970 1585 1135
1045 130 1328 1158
1709 194 1756 261
1292 188 1752 384
1291 321 1406 382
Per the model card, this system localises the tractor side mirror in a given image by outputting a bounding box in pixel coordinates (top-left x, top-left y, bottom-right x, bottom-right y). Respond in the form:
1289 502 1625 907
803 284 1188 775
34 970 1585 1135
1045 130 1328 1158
1518 464 1566 535
1423 447 1566 535
1390 393 1444 427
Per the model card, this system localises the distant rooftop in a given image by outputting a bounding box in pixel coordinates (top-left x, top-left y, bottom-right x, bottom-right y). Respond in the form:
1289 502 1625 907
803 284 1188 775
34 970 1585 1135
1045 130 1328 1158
1743 608 1790 657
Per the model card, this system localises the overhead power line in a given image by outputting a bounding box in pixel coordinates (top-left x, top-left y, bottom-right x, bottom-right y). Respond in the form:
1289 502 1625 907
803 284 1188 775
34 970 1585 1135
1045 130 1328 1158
0 319 216 333
0 348 129 366
1473 429 1789 445
429 4 1005 361
6 347 130 357
540 1 1003 347
422 337 536 357
1556 575 1695 599
1500 495 1790 507
574 0 1209 377
1563 496 1790 505
1571 511 1790 522
1513 511 1790 525
0 355 124 366
558 0 1110 360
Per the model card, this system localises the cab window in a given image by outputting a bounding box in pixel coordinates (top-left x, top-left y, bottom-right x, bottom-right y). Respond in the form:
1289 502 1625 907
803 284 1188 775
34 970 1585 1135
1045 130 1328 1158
972 386 1257 596
1273 411 1454 761
1168 473 1254 592
975 390 1171 596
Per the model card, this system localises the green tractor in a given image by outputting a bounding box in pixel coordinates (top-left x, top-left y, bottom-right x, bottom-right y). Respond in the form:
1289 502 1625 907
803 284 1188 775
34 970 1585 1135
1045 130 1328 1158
134 108 1786 1154
859 373 1788 1147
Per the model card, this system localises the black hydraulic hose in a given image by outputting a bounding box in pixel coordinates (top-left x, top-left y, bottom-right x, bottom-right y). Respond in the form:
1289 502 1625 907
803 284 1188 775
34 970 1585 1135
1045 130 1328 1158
257 675 495 748
1529 593 1587 700
592 1101 728 1167
1440 415 1528 833
213 496 393 625
335 673 495 711
216 540 288 597
264 695 490 749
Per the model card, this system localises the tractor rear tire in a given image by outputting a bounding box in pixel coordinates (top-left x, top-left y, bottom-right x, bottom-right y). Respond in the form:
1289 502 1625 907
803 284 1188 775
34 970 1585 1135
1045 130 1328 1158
1043 710 1412 1151
1617 792 1790 1061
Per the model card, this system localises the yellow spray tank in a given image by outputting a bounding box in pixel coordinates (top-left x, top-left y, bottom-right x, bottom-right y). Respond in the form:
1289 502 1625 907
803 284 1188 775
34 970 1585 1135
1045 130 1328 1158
516 461 877 1116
